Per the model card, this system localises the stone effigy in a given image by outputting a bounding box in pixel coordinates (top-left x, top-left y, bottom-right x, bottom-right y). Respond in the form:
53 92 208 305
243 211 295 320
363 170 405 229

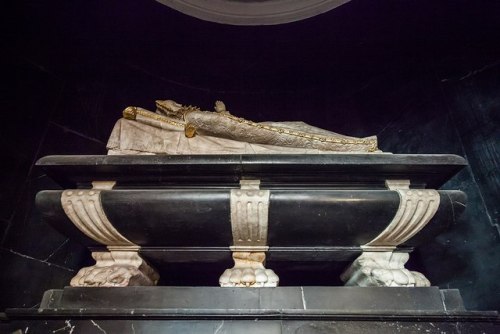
107 100 379 155
35 100 468 290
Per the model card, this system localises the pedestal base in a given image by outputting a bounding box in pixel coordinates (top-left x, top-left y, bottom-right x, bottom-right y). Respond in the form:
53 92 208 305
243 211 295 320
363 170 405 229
4 287 498 334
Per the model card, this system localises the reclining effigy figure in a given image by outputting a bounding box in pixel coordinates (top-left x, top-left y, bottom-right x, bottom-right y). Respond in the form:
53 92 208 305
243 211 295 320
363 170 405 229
107 99 379 155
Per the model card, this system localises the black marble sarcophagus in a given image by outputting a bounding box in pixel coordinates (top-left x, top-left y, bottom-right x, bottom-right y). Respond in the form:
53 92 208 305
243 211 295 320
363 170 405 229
34 154 467 288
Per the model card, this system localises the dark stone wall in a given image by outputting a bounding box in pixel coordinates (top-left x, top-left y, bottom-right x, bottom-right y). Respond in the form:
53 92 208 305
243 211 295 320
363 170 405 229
1 0 498 311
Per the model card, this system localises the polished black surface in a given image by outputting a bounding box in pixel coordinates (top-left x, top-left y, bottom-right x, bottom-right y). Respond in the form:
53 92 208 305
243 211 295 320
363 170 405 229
9 287 474 315
36 190 463 249
35 186 465 287
2 319 499 334
3 287 498 334
36 154 466 189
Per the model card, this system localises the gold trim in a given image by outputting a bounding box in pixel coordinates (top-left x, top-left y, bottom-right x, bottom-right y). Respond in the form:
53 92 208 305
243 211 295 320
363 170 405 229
123 106 137 120
122 106 185 128
185 123 197 138
200 112 378 151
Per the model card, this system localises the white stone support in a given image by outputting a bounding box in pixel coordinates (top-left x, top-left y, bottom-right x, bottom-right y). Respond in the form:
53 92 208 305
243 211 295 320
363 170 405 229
230 180 269 249
341 252 430 287
342 180 439 287
220 180 279 287
70 251 159 287
61 181 158 287
61 181 137 248
362 180 440 251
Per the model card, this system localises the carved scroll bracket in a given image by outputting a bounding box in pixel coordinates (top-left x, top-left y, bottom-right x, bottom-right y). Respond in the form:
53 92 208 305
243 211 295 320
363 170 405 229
220 180 279 287
362 180 440 251
61 181 138 250
230 180 270 250
343 180 439 287
61 181 158 287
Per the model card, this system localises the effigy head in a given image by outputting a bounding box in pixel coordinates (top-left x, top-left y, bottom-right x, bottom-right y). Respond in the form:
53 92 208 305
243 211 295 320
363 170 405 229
155 99 183 116
156 99 201 120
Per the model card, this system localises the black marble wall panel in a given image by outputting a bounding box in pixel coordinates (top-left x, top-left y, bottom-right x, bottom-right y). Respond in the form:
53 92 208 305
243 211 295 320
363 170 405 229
376 56 500 310
441 64 500 230
0 248 76 310
0 54 62 223
1 0 499 312
429 60 500 311
0 53 106 310
0 124 104 310
420 169 500 311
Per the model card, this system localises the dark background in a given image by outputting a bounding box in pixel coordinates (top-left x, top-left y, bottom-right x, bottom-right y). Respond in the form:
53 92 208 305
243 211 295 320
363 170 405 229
1 0 499 311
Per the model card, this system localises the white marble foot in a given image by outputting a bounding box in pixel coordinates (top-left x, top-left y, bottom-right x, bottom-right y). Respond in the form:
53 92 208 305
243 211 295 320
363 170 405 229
341 252 430 287
219 252 279 287
70 251 159 287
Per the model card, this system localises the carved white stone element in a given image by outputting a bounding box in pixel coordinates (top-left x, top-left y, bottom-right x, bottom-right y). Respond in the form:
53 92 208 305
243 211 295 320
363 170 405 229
341 252 430 287
230 180 270 249
62 182 159 287
61 182 137 248
219 252 279 287
70 251 159 287
343 180 439 287
155 0 353 26
362 180 440 251
220 180 279 287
